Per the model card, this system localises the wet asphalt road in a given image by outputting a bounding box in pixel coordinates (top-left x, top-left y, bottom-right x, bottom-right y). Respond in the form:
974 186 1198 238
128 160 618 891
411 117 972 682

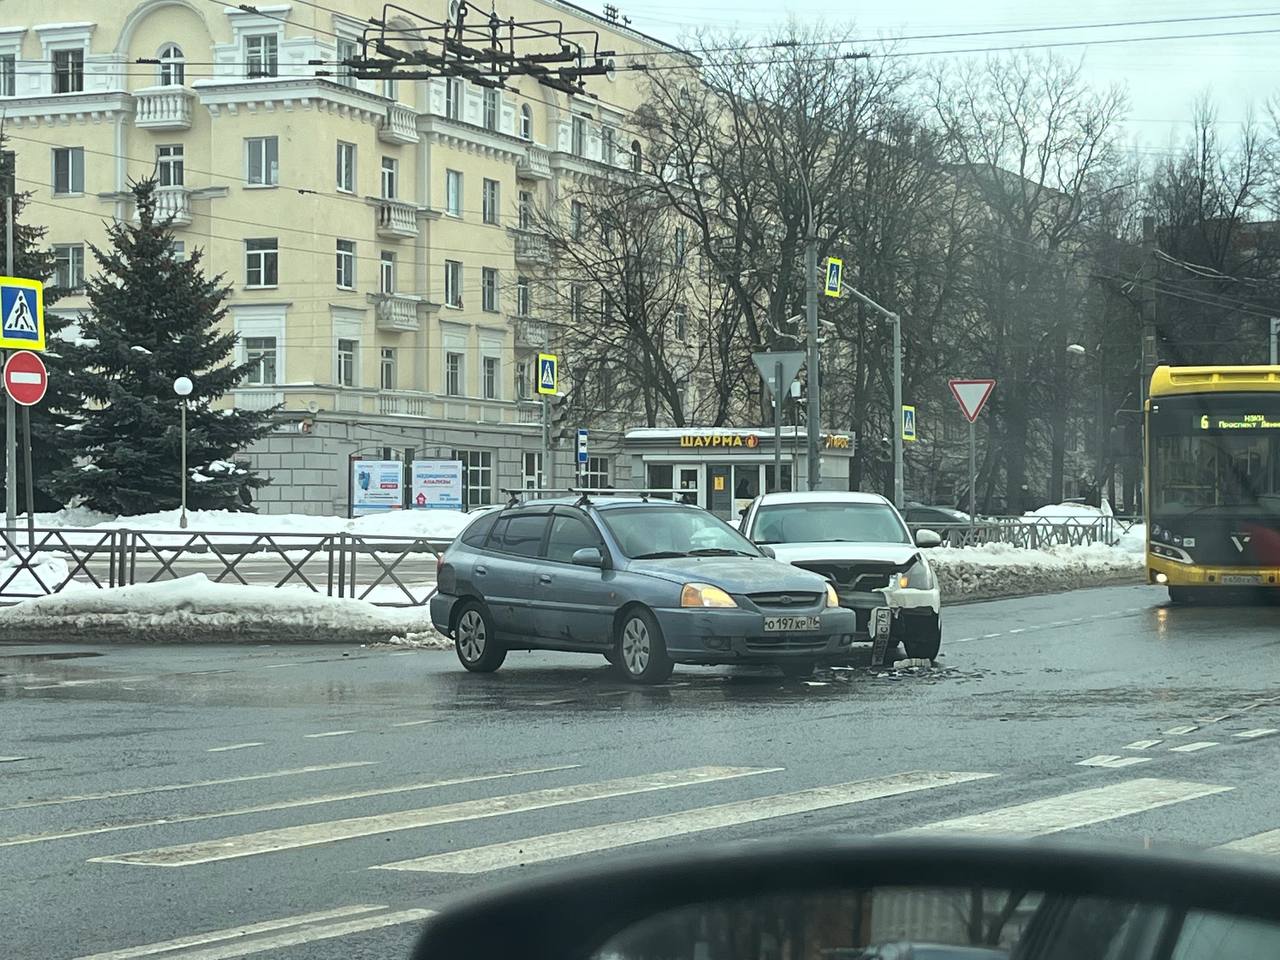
6 583 1280 960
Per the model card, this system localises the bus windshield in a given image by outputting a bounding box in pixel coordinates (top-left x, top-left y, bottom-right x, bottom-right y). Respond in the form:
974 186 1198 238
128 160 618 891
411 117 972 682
1150 398 1280 514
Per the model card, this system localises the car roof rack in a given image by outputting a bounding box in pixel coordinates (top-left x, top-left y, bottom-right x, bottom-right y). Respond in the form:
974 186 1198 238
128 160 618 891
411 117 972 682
498 487 689 507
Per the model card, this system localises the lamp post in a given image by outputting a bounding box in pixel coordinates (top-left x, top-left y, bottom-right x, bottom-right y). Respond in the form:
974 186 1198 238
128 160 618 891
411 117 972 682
173 376 193 529
1066 343 1106 507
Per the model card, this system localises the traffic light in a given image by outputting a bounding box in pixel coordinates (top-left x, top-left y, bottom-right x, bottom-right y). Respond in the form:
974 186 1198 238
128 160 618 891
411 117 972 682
549 393 573 443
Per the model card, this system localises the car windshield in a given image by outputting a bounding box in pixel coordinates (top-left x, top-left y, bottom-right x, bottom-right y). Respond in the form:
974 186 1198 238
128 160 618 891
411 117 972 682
752 501 911 544
601 505 760 558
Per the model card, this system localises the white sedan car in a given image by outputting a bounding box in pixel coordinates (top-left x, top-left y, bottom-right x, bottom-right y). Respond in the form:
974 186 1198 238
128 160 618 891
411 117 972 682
738 491 942 661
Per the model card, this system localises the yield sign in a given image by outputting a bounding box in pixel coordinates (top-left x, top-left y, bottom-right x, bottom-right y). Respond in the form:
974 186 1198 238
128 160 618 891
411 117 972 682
949 378 995 423
751 351 805 397
4 350 47 406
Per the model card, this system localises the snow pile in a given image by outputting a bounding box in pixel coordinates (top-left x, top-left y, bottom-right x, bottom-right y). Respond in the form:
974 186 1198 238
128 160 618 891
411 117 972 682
0 554 71 597
382 629 452 650
930 542 1144 602
0 574 433 643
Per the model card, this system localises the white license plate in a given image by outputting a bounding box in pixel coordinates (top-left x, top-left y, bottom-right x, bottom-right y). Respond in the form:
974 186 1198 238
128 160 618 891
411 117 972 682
1222 575 1263 585
763 616 821 632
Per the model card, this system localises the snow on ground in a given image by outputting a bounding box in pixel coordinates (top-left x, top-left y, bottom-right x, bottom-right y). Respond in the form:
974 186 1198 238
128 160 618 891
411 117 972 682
930 541 1144 602
0 554 71 597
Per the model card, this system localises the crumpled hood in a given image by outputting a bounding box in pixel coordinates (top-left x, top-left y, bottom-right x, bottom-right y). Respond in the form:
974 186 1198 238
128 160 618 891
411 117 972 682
765 541 921 567
627 555 831 593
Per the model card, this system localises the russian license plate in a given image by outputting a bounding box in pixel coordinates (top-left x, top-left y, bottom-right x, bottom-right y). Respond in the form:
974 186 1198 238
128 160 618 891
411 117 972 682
763 615 821 632
1222 575 1263 585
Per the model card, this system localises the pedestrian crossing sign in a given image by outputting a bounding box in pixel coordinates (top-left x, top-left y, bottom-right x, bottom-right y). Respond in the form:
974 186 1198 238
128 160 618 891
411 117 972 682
0 277 44 351
824 257 843 298
537 352 558 396
902 405 917 442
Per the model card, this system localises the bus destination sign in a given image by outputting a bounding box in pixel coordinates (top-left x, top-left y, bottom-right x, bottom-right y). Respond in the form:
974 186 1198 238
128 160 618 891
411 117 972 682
1199 413 1280 430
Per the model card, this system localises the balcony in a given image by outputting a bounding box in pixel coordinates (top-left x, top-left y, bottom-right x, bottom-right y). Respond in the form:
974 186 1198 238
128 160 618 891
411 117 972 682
369 293 420 333
233 388 284 411
512 230 550 267
514 317 550 348
378 103 420 145
517 146 552 181
378 391 433 417
135 186 192 227
133 86 195 130
375 199 419 239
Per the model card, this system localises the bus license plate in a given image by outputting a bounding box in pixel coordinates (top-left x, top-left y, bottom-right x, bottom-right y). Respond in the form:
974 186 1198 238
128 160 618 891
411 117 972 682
764 616 820 632
1222 575 1263 585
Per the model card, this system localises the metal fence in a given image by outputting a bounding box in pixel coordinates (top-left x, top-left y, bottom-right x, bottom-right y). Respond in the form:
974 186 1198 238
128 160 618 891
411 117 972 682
0 526 449 607
907 516 1143 549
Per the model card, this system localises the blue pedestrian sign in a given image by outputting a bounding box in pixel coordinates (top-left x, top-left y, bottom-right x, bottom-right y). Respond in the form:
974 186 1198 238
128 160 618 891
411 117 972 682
537 352 558 395
0 276 44 351
824 257 843 298
577 428 589 465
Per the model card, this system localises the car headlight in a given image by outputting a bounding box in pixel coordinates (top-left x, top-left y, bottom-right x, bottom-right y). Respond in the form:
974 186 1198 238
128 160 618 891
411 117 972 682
680 582 738 608
897 557 935 590
825 582 839 608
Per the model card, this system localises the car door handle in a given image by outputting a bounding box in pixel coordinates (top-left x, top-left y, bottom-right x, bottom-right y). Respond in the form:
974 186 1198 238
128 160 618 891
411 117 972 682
475 565 488 576
538 574 553 584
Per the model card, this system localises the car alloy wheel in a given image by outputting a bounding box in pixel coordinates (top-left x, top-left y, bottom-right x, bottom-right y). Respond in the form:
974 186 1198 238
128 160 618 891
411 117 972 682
614 607 673 684
457 609 486 663
622 617 650 674
453 601 506 673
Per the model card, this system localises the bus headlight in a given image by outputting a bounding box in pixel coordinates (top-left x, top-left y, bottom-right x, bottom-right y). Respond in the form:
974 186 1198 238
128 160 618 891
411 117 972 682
1150 543 1193 564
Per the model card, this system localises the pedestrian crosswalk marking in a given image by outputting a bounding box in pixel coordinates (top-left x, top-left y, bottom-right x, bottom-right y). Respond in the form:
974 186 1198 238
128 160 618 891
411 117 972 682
1234 728 1277 739
1163 724 1199 735
375 770 995 875
1124 740 1163 750
1169 741 1218 753
90 766 779 867
902 778 1231 837
1077 755 1152 768
1218 829 1280 856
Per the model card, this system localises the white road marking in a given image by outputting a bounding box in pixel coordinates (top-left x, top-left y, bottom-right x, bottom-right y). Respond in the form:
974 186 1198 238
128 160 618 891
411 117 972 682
980 633 1002 639
1163 724 1199 735
304 730 355 738
1234 728 1278 739
1124 740 1163 750
0 762 375 811
1007 628 1026 635
1169 741 1218 753
904 778 1231 836
207 743 264 753
0 756 30 763
1077 755 1153 768
389 719 439 727
376 771 996 875
951 637 977 644
1 765 578 848
1196 714 1232 724
92 766 779 867
73 906 435 960
1219 830 1280 856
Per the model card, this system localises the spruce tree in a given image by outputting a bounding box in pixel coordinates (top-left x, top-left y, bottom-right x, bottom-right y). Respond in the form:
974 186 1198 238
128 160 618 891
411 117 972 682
50 179 274 515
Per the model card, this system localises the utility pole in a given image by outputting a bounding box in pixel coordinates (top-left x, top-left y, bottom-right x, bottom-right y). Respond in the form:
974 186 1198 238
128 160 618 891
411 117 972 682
841 282 905 509
804 220 820 491
4 191 14 536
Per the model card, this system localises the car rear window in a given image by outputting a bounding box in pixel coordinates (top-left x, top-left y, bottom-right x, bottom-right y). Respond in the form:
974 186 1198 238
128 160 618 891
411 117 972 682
498 513 550 557
460 511 499 546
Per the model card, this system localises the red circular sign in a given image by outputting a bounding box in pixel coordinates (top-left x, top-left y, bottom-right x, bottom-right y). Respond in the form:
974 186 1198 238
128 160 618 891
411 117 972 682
4 350 47 406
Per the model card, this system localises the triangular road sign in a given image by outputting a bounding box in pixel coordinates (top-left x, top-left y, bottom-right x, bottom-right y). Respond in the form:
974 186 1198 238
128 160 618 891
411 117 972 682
949 378 995 423
751 351 806 397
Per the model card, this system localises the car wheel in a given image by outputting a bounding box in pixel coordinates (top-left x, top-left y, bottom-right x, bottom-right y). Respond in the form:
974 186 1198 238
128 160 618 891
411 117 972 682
615 608 673 684
453 601 507 673
779 660 815 679
902 612 942 662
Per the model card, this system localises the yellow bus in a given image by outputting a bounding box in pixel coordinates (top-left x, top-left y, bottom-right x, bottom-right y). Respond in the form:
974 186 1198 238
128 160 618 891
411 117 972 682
1147 365 1280 602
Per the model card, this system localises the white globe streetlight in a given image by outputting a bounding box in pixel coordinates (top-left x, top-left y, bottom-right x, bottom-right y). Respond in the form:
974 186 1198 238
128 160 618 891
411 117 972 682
173 377 193 528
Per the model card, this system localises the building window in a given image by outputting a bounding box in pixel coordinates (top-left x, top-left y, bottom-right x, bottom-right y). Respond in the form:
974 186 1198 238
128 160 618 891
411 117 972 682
445 351 464 396
157 144 184 187
571 115 587 156
52 49 84 94
583 455 610 489
336 141 356 192
520 104 532 140
630 140 642 173
518 190 533 230
522 451 542 490
52 147 84 195
675 307 688 342
516 360 531 399
570 200 583 240
337 338 358 387
445 77 461 120
0 150 13 196
380 347 397 390
445 169 463 217
453 449 493 507
336 239 356 289
483 87 498 131
570 284 584 324
483 356 499 399
244 336 277 384
675 227 687 266
169 240 186 261
335 36 357 88
516 275 530 316
444 260 462 307
380 156 397 199
602 125 616 165
52 244 84 291
482 178 499 225
245 137 279 186
158 44 185 86
245 238 278 287
0 54 14 97
245 34 278 78
481 267 498 312
380 251 395 293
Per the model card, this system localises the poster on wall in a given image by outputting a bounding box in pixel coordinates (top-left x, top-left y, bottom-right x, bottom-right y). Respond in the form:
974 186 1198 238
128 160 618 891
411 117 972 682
352 459 404 515
411 460 464 510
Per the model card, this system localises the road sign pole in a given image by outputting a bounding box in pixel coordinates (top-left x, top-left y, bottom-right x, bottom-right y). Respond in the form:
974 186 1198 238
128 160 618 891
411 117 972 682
892 312 904 509
969 420 976 533
4 193 14 539
541 395 550 490
773 360 782 493
21 405 33 550
805 226 819 491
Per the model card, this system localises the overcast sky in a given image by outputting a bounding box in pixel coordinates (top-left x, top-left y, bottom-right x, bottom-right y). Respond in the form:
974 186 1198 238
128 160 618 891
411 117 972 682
616 0 1278 156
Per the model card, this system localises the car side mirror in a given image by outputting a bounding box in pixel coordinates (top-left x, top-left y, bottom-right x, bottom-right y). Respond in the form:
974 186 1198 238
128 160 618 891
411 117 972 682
915 528 942 548
758 545 776 559
571 546 604 568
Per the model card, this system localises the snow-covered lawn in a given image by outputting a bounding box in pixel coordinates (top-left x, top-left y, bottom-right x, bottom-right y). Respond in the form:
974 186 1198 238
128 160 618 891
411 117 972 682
930 541 1145 602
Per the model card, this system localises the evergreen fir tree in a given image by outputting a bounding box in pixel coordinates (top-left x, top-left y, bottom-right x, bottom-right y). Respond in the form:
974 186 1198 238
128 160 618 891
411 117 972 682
50 179 274 515
0 136 83 512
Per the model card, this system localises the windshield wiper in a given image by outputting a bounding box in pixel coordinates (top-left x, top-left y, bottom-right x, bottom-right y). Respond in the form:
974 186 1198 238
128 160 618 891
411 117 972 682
631 550 688 559
688 547 754 557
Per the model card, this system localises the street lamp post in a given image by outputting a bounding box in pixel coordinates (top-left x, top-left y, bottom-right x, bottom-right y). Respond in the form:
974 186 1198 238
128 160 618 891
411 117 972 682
1066 343 1107 507
173 376 193 529
840 283 904 509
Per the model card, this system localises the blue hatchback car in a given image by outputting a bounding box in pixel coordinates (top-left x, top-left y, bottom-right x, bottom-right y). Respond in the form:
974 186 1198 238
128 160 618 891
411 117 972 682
431 496 857 683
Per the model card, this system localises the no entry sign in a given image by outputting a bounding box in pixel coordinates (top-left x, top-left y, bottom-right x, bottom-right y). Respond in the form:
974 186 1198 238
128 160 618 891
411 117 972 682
4 350 48 406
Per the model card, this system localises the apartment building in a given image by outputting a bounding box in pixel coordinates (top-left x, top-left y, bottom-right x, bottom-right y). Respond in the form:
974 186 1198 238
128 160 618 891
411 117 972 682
0 0 677 512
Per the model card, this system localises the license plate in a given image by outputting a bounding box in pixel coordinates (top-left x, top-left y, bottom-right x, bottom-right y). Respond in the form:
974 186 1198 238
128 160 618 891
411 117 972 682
1222 575 1263 585
763 616 820 632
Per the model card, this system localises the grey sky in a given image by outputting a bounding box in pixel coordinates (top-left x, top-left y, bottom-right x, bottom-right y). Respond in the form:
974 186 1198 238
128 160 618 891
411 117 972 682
616 0 1276 154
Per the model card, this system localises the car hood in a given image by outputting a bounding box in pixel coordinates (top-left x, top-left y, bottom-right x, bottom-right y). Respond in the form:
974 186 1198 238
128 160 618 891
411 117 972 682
764 541 921 566
626 555 831 593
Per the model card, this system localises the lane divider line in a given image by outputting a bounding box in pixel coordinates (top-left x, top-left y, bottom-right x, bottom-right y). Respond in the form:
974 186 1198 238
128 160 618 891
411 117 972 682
207 743 264 753
303 731 355 739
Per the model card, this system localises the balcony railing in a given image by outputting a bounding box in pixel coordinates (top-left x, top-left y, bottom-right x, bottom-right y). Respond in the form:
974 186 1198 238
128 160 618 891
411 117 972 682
370 293 420 333
379 104 420 144
512 230 550 266
233 388 284 411
134 86 195 130
375 199 419 239
514 317 550 348
135 186 191 226
378 392 433 417
517 146 551 180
